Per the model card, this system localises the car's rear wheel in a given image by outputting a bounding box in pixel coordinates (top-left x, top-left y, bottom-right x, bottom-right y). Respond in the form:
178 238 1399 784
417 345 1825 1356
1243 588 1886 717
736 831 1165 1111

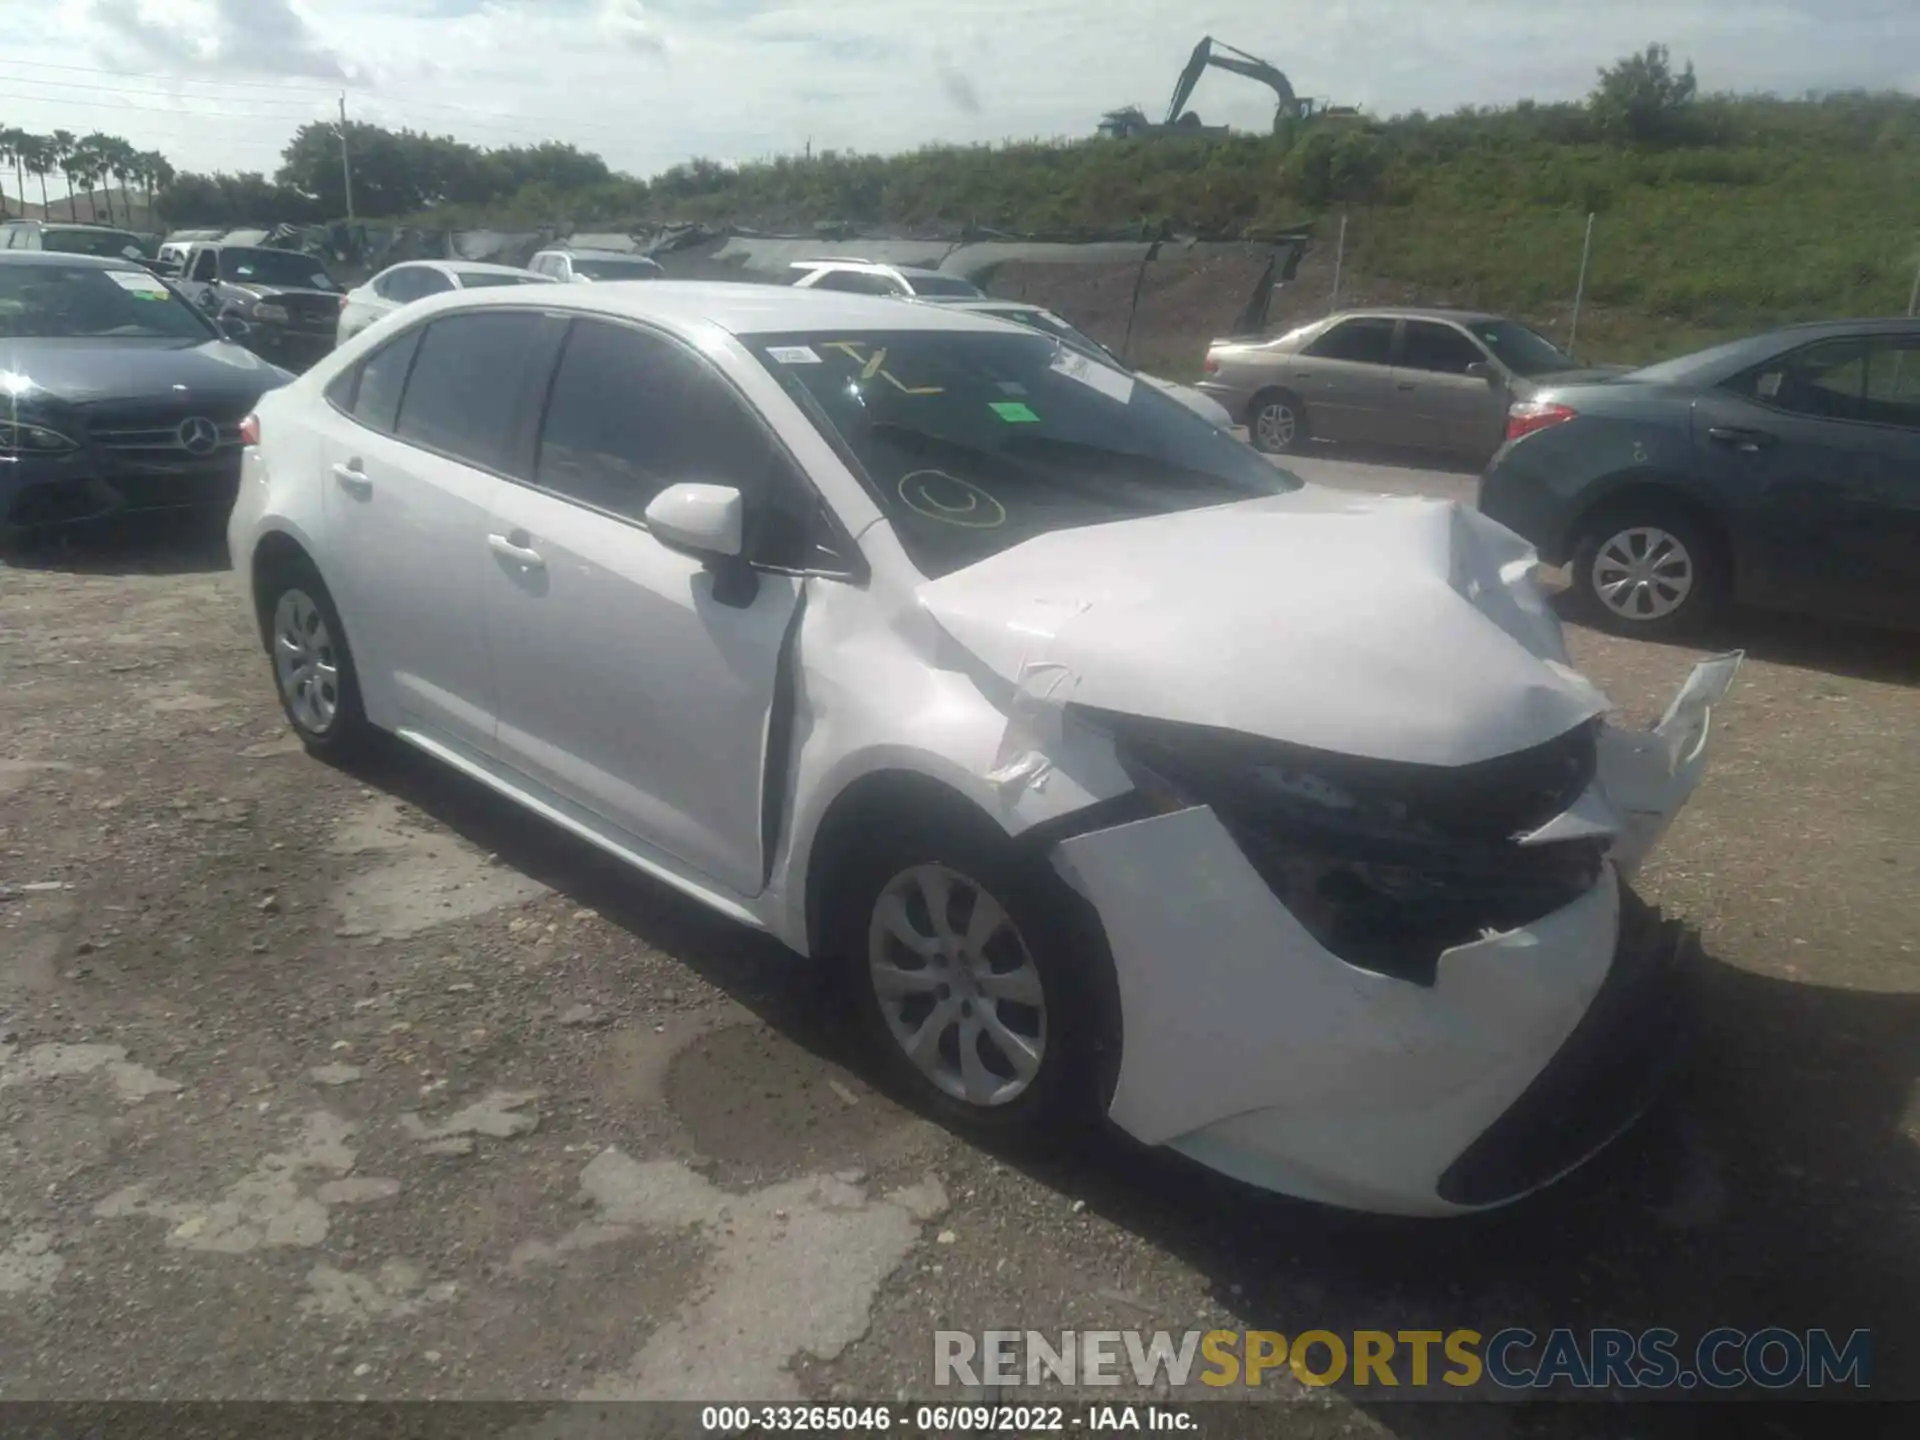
260 559 370 754
1569 505 1727 637
1248 388 1307 455
831 806 1118 1137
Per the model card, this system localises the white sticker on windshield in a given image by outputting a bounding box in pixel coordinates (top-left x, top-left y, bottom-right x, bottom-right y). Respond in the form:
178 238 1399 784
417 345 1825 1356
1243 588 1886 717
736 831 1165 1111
1049 346 1135 405
767 345 822 365
107 270 170 299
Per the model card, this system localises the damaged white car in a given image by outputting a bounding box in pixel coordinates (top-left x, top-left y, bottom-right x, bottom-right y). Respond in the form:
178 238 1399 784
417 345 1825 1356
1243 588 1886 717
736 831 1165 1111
228 284 1740 1217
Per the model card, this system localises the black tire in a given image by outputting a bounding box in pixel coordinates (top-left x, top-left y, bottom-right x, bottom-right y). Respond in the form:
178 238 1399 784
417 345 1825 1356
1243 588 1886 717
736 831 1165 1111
1247 388 1308 455
1567 502 1728 639
827 803 1120 1139
256 555 371 755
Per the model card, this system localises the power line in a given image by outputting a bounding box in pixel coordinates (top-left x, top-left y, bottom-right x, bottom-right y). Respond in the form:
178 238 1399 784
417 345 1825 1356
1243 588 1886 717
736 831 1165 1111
0 57 344 97
0 86 323 122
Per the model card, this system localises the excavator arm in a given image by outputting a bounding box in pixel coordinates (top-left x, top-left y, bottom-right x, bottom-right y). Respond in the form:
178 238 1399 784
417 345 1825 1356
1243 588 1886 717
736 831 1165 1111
1162 35 1303 129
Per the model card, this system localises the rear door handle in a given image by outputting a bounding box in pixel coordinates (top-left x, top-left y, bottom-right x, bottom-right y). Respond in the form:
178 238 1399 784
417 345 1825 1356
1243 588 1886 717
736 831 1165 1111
331 460 372 494
488 532 545 569
1708 426 1775 452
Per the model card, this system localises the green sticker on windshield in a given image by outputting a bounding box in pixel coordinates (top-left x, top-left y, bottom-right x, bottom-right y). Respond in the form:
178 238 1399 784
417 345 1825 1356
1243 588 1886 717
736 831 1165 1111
990 401 1040 423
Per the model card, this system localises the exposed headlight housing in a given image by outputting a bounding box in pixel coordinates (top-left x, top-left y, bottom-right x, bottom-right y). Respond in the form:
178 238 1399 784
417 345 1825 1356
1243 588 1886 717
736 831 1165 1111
1089 708 1604 987
0 419 79 455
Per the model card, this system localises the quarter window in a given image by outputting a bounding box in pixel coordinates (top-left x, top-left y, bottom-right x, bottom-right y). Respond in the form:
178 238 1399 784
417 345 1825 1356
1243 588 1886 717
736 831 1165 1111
394 312 553 473
349 327 424 433
535 319 812 564
1305 317 1396 365
1400 321 1486 375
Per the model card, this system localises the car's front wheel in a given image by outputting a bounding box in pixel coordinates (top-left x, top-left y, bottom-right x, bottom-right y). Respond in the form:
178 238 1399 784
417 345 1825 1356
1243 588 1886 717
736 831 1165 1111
832 807 1117 1136
1568 505 1727 637
1248 388 1307 455
260 559 371 754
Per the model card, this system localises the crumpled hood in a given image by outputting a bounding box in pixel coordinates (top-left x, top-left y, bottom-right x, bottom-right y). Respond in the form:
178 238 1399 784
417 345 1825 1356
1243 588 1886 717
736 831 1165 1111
917 487 1610 768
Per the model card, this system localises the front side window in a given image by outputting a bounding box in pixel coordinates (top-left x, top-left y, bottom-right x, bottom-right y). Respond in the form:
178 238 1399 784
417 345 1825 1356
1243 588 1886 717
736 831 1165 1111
1305 317 1395 366
1400 321 1487 375
535 319 811 563
749 328 1297 579
394 311 554 473
189 249 217 281
0 262 216 342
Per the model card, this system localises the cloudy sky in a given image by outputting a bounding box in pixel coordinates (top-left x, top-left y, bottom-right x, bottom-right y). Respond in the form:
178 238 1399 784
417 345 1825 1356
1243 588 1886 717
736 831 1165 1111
1 0 1914 182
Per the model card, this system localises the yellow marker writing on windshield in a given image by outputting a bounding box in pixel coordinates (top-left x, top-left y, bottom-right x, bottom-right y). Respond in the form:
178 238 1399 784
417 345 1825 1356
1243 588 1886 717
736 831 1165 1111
822 340 944 396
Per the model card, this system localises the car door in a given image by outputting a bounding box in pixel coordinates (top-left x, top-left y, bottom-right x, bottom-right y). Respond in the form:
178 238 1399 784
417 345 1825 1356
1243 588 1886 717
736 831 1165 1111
481 316 809 895
1691 334 1918 623
181 245 220 312
318 309 564 751
1393 319 1507 458
1289 316 1398 443
1849 334 1920 627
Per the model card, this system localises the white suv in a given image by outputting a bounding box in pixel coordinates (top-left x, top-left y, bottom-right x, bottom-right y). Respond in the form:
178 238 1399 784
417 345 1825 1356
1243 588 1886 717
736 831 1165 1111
528 248 665 283
228 281 1738 1217
788 258 983 298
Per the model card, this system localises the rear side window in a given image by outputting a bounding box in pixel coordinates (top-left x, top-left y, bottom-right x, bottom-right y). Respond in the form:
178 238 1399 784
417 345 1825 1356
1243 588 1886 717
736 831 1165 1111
1400 321 1485 374
394 312 555 473
1735 339 1868 422
1864 337 1920 431
351 327 424 433
1306 317 1395 365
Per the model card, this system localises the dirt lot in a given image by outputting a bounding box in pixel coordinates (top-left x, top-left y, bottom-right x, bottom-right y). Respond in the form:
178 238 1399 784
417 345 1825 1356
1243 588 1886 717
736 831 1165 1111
1 460 1917 1433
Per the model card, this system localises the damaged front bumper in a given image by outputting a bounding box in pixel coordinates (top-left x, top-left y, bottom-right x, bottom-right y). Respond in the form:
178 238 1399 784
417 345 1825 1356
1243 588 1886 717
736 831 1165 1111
1048 654 1740 1216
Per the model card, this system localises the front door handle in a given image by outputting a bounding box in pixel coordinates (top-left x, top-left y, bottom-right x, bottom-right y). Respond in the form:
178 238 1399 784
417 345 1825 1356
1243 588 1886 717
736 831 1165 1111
1707 425 1776 453
488 532 545 568
331 460 372 495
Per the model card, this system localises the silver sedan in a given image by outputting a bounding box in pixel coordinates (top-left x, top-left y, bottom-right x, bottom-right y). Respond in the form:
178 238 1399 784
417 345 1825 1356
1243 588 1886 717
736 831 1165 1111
1198 307 1620 462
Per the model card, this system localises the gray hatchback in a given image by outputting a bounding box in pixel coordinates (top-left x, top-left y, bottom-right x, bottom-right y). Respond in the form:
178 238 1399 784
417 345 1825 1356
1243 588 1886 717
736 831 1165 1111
1199 307 1619 462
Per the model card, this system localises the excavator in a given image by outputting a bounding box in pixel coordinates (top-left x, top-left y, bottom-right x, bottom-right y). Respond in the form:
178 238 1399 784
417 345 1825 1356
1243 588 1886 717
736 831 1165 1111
1097 36 1354 143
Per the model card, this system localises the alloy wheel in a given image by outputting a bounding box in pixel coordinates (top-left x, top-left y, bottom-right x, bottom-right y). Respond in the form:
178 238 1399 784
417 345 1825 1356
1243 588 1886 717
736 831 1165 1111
1591 525 1695 622
1255 400 1297 451
866 863 1047 1108
272 588 340 734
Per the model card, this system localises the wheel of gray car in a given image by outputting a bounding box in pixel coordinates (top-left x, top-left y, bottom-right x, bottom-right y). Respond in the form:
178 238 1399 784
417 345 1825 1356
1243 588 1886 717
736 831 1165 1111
260 558 371 755
1569 505 1727 638
831 804 1119 1138
1248 389 1306 455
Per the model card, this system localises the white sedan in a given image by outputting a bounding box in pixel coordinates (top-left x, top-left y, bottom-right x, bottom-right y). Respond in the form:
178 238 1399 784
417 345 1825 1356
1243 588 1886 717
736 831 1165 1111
336 259 553 345
228 283 1739 1216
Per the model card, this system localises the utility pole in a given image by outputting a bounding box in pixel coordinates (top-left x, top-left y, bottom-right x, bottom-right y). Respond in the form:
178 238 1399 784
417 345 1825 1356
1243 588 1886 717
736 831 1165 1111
1907 255 1920 318
1568 211 1596 359
1328 212 1348 313
338 94 356 225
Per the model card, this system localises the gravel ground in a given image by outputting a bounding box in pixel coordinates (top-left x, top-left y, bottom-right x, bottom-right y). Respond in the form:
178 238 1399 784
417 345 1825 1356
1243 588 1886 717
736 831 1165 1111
1 463 1916 1435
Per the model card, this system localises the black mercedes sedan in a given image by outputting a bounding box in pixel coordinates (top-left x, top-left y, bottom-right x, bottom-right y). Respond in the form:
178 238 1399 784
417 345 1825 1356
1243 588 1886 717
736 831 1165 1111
1478 317 1920 636
1 251 293 536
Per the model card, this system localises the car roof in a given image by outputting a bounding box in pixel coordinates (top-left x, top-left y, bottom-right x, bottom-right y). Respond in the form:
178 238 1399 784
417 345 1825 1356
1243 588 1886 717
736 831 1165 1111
389 259 538 277
792 259 953 279
0 250 142 269
544 248 659 261
417 279 1033 338
1761 315 1920 338
1323 306 1505 324
908 297 1045 315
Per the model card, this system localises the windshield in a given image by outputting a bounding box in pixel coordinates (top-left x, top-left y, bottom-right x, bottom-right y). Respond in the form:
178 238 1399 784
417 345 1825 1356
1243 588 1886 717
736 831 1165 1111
455 271 549 289
44 228 150 260
572 257 661 281
218 247 340 291
905 274 983 297
0 262 215 341
749 329 1296 578
1468 319 1575 378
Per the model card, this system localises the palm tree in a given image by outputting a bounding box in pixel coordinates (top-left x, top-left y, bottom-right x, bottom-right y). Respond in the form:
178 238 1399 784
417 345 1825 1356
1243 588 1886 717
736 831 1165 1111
143 150 175 226
9 129 30 220
0 128 16 218
109 138 141 228
20 133 53 216
48 130 77 220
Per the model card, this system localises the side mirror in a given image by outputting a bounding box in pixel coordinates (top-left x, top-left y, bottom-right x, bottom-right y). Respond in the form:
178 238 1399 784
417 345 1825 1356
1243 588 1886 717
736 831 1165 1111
644 483 755 607
1465 360 1500 385
645 482 743 557
217 315 251 342
195 289 218 310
